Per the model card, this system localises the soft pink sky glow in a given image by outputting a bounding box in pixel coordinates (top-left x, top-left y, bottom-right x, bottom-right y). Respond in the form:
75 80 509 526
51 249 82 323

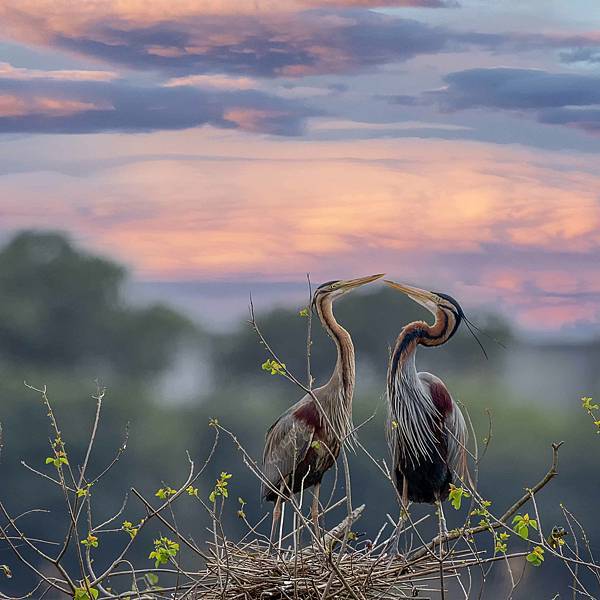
0 0 599 334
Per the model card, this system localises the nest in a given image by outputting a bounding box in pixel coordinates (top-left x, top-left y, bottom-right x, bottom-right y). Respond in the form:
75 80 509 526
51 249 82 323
187 531 483 599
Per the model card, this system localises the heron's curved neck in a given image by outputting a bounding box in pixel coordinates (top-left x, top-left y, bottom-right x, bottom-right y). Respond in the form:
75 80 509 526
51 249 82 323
389 307 456 384
316 296 355 401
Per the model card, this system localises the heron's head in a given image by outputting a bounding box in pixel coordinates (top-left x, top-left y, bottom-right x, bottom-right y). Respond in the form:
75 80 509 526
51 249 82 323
384 280 464 322
385 280 498 357
312 274 384 307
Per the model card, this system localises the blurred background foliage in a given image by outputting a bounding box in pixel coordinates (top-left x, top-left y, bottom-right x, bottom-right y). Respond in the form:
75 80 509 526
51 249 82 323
0 231 598 597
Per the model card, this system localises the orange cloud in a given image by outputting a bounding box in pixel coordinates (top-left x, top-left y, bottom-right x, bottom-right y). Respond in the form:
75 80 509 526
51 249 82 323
0 0 450 26
1 129 599 331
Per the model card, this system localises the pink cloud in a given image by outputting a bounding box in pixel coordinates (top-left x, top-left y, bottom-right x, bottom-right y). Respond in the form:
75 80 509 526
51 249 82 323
1 130 599 332
0 93 108 117
0 62 117 82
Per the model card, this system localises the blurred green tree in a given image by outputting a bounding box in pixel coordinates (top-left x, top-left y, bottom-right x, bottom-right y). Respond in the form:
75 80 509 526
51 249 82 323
0 231 192 376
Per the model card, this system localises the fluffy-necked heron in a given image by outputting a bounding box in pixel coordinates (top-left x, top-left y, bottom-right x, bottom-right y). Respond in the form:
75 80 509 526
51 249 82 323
384 281 469 547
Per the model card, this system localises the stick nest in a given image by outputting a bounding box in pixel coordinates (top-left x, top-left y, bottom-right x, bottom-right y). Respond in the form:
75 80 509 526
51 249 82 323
183 537 481 599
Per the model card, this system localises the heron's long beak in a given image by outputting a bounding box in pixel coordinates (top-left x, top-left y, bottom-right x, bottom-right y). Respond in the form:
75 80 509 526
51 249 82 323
384 280 438 313
340 273 385 289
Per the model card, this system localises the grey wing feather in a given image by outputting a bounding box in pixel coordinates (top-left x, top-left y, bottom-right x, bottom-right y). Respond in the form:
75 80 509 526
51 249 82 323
445 397 469 483
262 406 314 497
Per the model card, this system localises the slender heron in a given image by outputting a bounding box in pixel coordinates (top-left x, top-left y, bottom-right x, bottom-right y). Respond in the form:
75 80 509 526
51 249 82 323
384 281 469 548
262 274 384 545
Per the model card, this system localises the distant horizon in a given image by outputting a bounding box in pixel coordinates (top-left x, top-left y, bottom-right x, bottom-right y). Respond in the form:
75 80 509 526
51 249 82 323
129 277 600 342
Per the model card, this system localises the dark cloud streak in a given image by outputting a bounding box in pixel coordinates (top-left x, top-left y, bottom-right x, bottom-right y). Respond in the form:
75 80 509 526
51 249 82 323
8 11 507 78
389 68 600 136
0 78 318 135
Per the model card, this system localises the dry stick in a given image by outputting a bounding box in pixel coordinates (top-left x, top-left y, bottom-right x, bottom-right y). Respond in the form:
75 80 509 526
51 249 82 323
19 461 74 491
78 384 105 489
84 496 113 599
281 497 348 545
410 441 564 562
0 497 76 591
86 423 129 488
0 581 51 600
268 469 364 600
90 458 201 588
560 504 600 588
164 489 192 600
306 273 314 391
530 492 593 600
0 512 71 596
25 384 100 598
321 447 357 600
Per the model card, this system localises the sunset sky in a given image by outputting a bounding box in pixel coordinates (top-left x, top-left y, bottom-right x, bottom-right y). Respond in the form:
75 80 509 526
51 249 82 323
1 1 600 335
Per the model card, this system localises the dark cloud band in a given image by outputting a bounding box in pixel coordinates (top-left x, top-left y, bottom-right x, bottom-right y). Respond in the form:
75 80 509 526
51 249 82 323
389 67 600 136
0 78 318 135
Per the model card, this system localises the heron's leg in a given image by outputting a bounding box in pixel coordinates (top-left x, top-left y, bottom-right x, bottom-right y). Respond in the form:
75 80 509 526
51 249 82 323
435 499 447 600
269 483 286 552
436 500 448 538
278 500 286 553
311 481 321 542
393 476 410 555
269 496 282 550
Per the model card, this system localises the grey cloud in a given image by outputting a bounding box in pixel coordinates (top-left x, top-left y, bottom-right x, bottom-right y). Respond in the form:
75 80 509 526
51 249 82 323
394 68 600 136
2 4 600 79
559 47 600 65
20 12 503 78
432 68 600 110
539 107 600 134
0 78 318 135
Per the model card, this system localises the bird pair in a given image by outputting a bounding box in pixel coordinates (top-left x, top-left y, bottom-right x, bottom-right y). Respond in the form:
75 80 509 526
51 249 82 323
261 274 469 552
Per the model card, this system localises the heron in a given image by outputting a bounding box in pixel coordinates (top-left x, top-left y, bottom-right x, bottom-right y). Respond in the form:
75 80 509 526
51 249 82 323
262 274 384 545
384 280 469 551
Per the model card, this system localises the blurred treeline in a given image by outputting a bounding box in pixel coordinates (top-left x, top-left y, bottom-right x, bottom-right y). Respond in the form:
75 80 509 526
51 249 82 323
0 231 599 597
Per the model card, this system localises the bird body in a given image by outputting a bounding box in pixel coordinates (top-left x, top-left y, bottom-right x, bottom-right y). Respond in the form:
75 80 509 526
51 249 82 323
261 274 383 541
384 283 468 507
262 381 346 502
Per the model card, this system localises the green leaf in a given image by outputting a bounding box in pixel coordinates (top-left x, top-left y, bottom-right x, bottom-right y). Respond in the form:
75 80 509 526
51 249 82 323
146 572 159 586
526 546 544 567
261 359 286 376
448 484 469 510
186 485 199 497
74 584 99 600
149 537 180 568
155 486 176 500
122 520 139 539
80 533 99 548
299 308 309 317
